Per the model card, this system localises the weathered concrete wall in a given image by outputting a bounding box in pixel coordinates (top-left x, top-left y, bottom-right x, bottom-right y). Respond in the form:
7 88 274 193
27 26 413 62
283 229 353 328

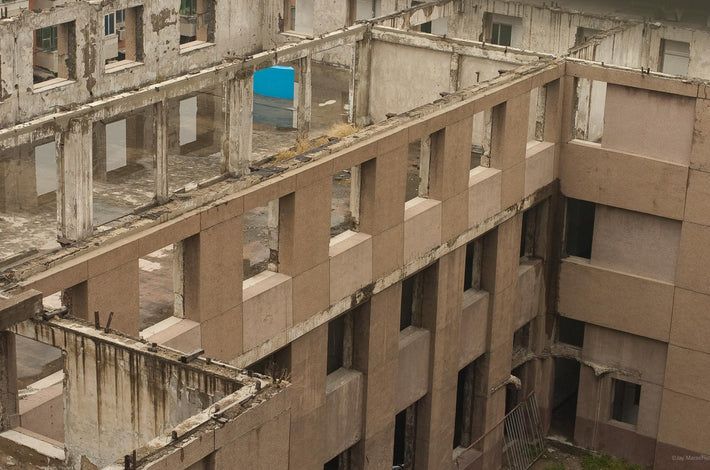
12 319 244 469
0 0 284 128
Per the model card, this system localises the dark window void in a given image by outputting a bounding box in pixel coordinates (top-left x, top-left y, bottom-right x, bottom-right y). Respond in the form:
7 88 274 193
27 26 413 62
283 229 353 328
520 206 538 258
400 273 423 331
463 239 483 291
454 360 478 449
248 345 291 381
324 448 351 470
612 379 641 425
557 317 585 347
565 198 595 258
394 404 417 469
513 322 531 353
327 311 353 374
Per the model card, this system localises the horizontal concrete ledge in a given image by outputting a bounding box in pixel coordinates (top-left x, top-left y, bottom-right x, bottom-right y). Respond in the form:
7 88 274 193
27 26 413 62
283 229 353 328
0 289 42 330
0 428 65 461
558 258 674 342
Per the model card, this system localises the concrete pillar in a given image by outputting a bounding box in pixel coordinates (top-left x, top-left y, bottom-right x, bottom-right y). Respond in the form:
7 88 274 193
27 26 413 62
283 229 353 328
0 144 38 212
475 216 523 470
351 286 401 470
0 332 18 431
289 325 328 469
92 121 107 182
449 52 460 93
223 73 254 176
182 215 243 359
414 249 464 470
58 118 93 241
297 54 312 142
155 101 169 203
350 34 372 127
490 93 530 209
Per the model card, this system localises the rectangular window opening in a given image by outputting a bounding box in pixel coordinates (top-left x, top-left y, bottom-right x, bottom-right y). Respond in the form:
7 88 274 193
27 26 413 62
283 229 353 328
15 333 65 444
139 244 182 332
483 13 521 47
513 322 531 355
33 22 76 86
454 359 478 449
105 6 144 68
92 110 156 227
463 239 483 292
0 141 61 262
243 200 279 280
248 345 291 381
170 87 225 194
394 403 417 469
400 271 425 331
660 39 690 76
406 138 430 202
471 110 491 169
575 27 601 47
179 0 215 46
324 447 352 470
520 207 537 259
564 198 595 259
574 78 607 143
527 87 547 145
557 317 584 348
611 379 640 426
327 311 353 375
331 167 358 237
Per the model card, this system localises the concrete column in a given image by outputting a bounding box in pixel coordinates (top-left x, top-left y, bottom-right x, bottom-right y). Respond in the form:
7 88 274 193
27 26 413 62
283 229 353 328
155 101 169 203
414 249 465 470
350 34 372 127
297 54 312 142
449 52 460 93
182 216 243 359
58 118 93 241
223 73 254 176
475 216 523 470
0 332 18 431
351 286 401 470
92 121 107 182
289 325 328 469
490 93 530 209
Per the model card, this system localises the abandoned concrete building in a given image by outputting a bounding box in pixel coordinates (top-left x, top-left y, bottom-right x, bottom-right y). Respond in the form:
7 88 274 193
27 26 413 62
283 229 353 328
0 0 709 469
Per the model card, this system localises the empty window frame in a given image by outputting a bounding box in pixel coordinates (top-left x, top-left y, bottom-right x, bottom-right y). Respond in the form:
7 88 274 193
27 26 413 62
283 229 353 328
92 111 155 227
520 206 539 259
331 167 359 237
243 200 280 279
463 239 482 292
660 39 690 76
483 13 521 47
324 448 352 470
33 22 76 85
0 141 61 261
574 27 601 47
564 198 595 259
513 322 531 354
105 7 144 67
574 78 606 142
400 271 424 331
527 87 547 144
471 110 491 168
284 0 313 34
248 345 291 381
453 359 479 449
611 379 640 426
139 244 181 331
327 311 353 375
179 0 215 46
393 403 417 469
406 138 431 201
557 317 584 348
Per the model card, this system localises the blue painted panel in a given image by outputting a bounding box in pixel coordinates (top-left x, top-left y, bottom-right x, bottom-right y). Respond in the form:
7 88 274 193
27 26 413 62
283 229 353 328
254 66 295 100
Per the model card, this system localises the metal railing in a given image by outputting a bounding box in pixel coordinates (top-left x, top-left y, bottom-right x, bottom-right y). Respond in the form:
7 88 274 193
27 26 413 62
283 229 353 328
502 393 545 470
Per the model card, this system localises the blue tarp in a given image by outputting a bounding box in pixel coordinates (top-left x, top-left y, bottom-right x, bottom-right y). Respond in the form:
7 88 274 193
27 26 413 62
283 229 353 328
253 66 295 100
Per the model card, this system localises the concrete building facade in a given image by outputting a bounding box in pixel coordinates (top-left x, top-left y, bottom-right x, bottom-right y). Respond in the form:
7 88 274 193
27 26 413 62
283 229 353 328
0 1 709 469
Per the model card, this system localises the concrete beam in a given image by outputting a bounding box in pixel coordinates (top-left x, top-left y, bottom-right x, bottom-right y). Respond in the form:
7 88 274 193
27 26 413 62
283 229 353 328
0 290 43 331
